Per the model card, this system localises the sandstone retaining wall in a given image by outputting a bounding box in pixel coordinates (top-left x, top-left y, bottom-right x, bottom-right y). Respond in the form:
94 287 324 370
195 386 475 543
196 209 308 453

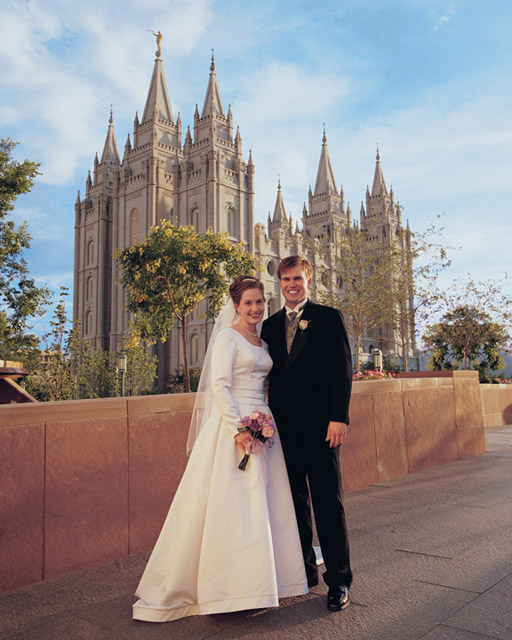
0 371 486 593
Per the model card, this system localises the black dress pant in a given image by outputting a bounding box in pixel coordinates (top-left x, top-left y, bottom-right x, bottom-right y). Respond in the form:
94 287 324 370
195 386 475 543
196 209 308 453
279 428 352 588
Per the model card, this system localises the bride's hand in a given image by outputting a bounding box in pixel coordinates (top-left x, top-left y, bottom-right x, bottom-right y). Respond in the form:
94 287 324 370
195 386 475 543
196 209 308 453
234 430 254 453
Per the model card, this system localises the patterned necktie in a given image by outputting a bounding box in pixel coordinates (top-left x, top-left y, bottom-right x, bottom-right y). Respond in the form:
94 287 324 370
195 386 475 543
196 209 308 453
286 312 298 353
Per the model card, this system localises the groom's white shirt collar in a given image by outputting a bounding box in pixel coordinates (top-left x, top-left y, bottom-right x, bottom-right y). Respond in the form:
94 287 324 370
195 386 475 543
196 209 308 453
285 299 308 319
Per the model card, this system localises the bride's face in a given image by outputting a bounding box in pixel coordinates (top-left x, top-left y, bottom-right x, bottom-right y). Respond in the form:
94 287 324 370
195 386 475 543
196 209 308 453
236 288 265 328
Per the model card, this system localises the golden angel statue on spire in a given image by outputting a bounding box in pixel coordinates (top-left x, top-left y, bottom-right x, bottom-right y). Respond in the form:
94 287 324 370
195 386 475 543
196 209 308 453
148 30 162 53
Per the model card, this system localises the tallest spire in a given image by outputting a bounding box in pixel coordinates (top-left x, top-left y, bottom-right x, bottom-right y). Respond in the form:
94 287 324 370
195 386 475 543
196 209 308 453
141 44 174 124
201 50 225 117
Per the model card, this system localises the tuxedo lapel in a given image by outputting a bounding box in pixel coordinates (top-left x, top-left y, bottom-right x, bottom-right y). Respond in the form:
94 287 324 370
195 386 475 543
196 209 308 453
285 302 314 370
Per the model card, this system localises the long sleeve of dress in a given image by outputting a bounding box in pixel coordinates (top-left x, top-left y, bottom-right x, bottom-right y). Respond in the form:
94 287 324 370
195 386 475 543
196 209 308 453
211 331 243 437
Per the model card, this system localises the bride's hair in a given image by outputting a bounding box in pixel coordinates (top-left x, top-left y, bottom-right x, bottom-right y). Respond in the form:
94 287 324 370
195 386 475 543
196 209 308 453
229 275 264 305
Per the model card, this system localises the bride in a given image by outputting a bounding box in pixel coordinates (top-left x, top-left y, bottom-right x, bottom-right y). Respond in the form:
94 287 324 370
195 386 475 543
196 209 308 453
132 275 308 622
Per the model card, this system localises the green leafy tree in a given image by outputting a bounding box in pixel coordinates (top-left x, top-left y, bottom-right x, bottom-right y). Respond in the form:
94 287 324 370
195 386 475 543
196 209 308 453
319 226 395 372
71 337 158 399
117 223 256 392
24 287 78 401
25 292 158 400
0 138 51 359
117 336 158 396
423 277 512 380
423 305 509 378
74 346 119 399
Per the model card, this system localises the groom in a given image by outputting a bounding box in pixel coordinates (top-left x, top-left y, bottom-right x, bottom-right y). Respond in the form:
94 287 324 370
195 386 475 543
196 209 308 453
261 256 353 611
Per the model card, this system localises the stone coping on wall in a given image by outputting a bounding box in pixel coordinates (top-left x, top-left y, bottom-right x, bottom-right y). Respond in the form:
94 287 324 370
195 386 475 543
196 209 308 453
0 393 196 426
399 370 479 379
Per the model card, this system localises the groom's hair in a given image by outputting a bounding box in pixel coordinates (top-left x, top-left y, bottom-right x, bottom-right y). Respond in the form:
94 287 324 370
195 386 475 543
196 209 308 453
277 256 313 281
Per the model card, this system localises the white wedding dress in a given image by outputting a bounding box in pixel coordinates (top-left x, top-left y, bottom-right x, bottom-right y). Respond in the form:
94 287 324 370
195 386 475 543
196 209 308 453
132 328 308 622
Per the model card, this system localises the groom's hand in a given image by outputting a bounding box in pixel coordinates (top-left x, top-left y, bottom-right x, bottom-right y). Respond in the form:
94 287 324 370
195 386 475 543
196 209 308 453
325 421 348 448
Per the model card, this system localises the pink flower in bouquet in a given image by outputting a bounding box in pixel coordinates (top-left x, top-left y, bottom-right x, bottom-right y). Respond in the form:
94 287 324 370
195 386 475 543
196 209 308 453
261 424 274 438
238 411 276 471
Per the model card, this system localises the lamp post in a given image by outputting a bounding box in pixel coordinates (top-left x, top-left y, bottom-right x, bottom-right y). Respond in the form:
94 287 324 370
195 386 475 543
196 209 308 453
373 349 383 372
116 354 127 397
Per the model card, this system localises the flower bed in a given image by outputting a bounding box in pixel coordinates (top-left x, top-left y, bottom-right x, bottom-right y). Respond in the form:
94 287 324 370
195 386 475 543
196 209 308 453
353 369 397 381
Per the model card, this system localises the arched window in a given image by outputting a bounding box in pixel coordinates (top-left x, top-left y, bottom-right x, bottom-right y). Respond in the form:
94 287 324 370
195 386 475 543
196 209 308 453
130 208 139 245
227 206 238 238
190 334 199 365
85 310 92 335
86 277 93 302
189 208 199 231
266 260 276 276
87 240 94 265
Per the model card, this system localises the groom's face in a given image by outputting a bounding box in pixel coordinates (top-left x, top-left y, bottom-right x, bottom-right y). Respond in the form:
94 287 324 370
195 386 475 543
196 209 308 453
279 265 311 308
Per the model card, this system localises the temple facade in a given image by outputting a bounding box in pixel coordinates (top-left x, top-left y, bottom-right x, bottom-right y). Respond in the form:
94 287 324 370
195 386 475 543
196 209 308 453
73 50 418 387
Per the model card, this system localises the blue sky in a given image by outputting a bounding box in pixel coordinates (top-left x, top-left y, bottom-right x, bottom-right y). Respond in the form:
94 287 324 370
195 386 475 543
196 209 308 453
1 0 511 340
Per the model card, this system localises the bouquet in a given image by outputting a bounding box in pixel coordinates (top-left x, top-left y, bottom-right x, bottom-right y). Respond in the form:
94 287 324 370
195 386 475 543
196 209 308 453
238 411 276 471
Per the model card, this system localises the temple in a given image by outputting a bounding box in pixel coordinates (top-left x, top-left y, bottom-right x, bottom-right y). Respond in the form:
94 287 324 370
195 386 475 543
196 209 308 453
73 50 418 387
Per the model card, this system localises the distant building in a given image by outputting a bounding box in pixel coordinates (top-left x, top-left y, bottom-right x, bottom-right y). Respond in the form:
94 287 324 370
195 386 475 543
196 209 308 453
73 50 418 387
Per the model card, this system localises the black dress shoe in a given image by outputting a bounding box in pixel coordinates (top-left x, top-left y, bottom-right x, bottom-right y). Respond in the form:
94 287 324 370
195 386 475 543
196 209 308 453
327 585 349 611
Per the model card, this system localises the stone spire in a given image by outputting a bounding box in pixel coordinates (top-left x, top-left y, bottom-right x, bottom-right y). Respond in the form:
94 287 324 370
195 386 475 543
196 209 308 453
100 110 120 164
235 126 242 155
314 127 338 196
123 133 131 161
371 147 388 197
272 179 288 224
201 51 225 117
142 53 174 124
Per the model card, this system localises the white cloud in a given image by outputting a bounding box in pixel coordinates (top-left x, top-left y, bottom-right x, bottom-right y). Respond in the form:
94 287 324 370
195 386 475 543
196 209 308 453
235 61 351 125
433 15 451 31
0 0 215 184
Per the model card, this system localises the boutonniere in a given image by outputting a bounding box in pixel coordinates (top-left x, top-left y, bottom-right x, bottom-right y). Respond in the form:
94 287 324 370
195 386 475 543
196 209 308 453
298 319 310 333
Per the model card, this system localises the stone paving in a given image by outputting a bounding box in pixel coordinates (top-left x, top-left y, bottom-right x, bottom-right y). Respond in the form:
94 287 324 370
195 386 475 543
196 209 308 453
1 427 511 640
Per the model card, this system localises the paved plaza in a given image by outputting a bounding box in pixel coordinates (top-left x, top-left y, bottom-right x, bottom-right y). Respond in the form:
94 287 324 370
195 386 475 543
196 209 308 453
1 426 511 640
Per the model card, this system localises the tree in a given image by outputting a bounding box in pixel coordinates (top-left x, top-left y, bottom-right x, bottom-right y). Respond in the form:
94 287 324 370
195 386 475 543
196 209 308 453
117 223 257 392
24 287 78 401
386 220 451 371
25 291 158 401
423 306 509 379
115 335 159 397
0 138 50 359
423 276 512 379
319 226 395 372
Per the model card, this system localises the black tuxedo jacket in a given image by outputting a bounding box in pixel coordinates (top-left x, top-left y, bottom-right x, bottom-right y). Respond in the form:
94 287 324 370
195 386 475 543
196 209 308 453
261 301 352 436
